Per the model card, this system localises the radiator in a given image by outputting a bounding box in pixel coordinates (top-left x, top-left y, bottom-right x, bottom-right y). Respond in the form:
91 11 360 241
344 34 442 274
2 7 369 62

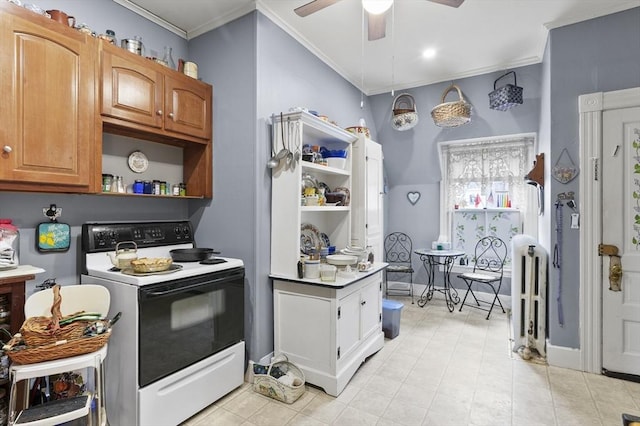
511 235 548 358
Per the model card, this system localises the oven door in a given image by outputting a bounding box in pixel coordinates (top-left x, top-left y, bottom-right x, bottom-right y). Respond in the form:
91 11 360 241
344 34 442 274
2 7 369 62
138 267 244 387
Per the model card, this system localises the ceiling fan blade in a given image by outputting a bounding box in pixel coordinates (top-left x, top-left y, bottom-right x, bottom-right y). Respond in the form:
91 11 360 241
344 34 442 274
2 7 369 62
367 12 386 41
427 0 465 8
294 0 342 17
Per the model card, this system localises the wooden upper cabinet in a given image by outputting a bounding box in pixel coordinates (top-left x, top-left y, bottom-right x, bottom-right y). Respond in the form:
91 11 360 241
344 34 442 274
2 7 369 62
164 75 212 140
100 41 212 142
0 3 95 191
101 44 164 130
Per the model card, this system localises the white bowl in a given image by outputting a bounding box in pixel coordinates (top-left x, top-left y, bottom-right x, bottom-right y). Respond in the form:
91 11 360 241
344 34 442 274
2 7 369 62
326 254 358 266
326 158 346 169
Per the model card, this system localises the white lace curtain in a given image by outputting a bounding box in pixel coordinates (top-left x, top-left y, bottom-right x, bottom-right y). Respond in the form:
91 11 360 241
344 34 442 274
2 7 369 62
441 136 534 210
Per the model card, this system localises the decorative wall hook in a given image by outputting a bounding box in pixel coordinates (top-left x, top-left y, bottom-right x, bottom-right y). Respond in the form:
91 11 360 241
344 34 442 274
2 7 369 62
525 154 545 215
525 153 544 188
43 204 62 221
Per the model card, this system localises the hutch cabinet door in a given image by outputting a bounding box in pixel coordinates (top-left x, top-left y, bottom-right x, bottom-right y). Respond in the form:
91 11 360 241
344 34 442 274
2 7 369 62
0 9 94 188
360 275 382 341
337 290 361 362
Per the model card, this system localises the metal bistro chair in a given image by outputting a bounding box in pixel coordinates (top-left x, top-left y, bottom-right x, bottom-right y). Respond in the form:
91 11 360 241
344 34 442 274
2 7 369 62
458 236 507 319
384 232 414 303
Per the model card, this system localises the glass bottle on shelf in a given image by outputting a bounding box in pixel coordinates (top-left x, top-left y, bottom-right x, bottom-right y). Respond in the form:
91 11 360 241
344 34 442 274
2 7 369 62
162 46 176 70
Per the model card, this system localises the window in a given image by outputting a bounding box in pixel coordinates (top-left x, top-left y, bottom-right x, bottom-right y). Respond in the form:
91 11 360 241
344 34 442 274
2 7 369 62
438 133 537 269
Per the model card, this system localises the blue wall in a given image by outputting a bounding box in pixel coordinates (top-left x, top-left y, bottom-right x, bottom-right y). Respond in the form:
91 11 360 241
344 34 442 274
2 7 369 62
546 7 640 348
368 64 542 288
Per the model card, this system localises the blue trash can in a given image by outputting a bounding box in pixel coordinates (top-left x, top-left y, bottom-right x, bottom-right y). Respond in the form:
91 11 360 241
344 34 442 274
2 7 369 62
382 299 404 339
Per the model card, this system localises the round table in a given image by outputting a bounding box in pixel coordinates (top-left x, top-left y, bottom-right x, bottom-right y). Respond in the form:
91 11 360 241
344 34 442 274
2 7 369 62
414 249 465 312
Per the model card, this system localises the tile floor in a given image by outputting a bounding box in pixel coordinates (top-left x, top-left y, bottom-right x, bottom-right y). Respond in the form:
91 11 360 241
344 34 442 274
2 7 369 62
183 294 640 426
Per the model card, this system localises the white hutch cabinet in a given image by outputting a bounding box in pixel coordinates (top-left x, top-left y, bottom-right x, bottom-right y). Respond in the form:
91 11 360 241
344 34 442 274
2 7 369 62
273 272 383 396
269 111 384 396
351 136 384 262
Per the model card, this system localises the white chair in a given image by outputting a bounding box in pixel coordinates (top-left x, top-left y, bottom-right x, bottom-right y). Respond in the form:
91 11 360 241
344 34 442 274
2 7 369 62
8 285 110 426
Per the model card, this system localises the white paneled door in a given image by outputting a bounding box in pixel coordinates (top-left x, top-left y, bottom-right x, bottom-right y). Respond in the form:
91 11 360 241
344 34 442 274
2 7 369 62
365 140 384 261
602 106 640 377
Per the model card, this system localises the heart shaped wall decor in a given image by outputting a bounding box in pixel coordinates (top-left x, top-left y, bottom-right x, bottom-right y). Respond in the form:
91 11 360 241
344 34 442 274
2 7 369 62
407 191 421 205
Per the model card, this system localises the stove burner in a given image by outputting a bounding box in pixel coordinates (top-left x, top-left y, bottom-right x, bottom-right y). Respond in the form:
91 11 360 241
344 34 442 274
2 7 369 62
200 258 227 265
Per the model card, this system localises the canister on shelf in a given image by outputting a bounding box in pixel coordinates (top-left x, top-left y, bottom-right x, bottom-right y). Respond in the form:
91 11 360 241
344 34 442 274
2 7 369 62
160 181 167 195
179 183 186 196
133 180 144 194
143 180 153 194
172 184 180 196
102 174 113 192
111 176 119 193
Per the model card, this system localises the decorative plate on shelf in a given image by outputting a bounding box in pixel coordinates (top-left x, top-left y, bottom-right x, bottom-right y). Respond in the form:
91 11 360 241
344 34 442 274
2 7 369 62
300 223 321 254
333 187 350 206
317 181 331 194
128 151 149 173
320 232 331 248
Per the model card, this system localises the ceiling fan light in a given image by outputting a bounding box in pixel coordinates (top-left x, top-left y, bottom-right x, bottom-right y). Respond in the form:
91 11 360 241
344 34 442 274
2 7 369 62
362 0 393 15
422 48 437 59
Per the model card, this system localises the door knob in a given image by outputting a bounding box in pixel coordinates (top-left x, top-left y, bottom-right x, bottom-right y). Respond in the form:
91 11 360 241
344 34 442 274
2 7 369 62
3 146 11 153
156 110 163 116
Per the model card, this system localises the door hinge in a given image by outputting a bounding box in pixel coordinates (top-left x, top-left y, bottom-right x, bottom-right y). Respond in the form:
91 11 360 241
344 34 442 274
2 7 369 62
337 306 341 319
337 347 341 359
594 158 599 181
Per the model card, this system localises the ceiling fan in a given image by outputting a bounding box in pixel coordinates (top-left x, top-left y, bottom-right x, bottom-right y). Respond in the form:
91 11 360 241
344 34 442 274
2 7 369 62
294 0 465 41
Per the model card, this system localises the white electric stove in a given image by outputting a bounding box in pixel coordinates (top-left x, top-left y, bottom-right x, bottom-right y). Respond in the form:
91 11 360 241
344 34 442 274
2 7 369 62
81 221 245 426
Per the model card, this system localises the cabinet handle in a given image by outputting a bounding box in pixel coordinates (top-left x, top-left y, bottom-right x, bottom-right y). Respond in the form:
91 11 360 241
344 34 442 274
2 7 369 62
2 146 11 153
156 110 163 116
360 300 366 306
168 112 174 119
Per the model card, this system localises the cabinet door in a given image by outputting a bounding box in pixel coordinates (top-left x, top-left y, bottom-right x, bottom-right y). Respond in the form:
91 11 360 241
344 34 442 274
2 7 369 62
0 10 94 188
164 75 212 140
100 43 163 129
337 290 361 362
360 276 382 341
365 140 384 260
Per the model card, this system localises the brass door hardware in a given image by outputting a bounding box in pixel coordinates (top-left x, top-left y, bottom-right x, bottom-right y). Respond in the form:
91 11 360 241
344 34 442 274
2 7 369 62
599 244 622 291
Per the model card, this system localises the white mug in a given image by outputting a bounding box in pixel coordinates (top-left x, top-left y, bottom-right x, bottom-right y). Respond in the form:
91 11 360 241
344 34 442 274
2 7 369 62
357 261 370 272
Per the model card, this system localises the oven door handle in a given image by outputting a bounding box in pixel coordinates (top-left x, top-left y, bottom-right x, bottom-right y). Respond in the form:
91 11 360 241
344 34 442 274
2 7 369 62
140 272 244 298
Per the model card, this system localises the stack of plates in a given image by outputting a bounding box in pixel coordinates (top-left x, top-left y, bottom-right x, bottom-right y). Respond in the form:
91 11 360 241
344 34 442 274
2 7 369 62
326 254 358 266
340 247 368 262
